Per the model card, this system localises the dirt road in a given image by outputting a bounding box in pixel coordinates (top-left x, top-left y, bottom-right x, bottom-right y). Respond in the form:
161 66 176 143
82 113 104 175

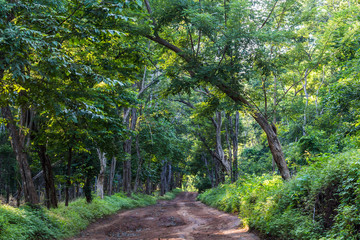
70 192 260 240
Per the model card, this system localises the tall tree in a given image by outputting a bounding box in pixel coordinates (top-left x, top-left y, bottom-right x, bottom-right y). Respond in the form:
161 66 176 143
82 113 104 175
135 0 295 179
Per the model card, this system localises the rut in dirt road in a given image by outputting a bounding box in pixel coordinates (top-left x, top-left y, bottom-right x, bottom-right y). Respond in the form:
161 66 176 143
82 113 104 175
70 192 260 240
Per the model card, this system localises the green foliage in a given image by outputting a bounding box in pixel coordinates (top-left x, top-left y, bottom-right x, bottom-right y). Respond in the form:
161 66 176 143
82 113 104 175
199 150 360 240
239 145 272 175
0 189 181 240
156 188 183 200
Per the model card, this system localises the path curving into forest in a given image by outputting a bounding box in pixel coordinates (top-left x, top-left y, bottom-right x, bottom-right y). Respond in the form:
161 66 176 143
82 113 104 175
69 192 260 240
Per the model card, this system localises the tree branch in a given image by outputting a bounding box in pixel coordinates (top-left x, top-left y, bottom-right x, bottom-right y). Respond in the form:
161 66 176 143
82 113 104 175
259 0 279 29
173 99 196 109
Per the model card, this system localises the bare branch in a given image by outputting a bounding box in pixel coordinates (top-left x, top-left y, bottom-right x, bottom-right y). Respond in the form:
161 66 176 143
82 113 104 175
259 0 279 29
194 89 209 95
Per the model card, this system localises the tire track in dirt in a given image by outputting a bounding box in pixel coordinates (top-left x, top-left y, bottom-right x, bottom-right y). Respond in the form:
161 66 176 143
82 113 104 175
69 192 260 240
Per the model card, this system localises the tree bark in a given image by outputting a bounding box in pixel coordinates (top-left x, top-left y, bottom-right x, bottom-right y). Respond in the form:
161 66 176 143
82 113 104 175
1 105 39 204
160 160 167 196
123 108 137 195
123 108 131 195
231 112 239 182
145 176 151 195
254 112 290 180
166 163 172 192
38 145 58 208
108 156 116 195
133 135 143 192
212 112 231 173
225 113 233 181
96 149 107 199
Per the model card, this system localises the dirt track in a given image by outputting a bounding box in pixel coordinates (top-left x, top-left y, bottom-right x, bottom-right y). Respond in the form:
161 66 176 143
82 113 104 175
69 192 260 240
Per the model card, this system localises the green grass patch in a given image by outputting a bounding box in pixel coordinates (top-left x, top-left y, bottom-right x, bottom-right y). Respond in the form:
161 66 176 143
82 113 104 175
0 189 181 240
198 149 360 240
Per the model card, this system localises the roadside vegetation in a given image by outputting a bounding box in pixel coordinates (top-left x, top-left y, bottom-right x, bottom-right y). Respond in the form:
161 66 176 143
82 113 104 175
199 150 360 240
0 189 181 240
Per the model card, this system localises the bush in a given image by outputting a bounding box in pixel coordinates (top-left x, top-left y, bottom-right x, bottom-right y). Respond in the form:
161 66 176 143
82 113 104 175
198 150 360 240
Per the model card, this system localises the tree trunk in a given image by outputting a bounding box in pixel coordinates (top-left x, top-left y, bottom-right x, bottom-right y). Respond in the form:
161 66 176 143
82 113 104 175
215 161 221 186
84 177 92 203
166 163 172 192
96 149 107 199
225 113 233 181
1 105 39 204
122 108 132 195
213 83 290 180
232 112 239 182
65 147 72 206
202 153 214 187
160 160 167 196
254 112 291 180
145 176 151 195
213 112 231 173
272 76 278 173
16 183 22 207
108 156 116 196
123 108 138 195
133 135 143 192
174 172 182 189
38 145 58 208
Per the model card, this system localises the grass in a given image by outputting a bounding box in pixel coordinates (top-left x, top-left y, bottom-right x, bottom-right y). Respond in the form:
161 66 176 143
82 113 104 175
0 189 182 240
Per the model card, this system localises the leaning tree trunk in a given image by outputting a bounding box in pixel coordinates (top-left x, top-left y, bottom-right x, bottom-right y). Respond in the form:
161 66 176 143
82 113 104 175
1 105 39 204
254 112 291 180
214 83 291 180
96 149 107 199
142 27 291 180
38 145 58 208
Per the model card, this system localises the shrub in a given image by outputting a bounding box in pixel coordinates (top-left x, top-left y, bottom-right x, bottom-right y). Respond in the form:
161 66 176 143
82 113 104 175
0 189 181 240
198 150 360 240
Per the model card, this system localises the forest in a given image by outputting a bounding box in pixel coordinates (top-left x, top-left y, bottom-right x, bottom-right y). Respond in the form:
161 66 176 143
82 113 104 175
1 0 360 239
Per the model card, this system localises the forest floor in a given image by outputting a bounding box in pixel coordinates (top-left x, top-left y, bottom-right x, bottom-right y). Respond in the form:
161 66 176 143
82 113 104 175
68 192 260 240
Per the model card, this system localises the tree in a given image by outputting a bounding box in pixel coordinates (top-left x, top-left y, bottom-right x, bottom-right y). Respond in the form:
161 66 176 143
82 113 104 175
128 0 315 180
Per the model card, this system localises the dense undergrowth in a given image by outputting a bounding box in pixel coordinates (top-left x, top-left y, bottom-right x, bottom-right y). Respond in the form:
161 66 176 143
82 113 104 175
198 150 360 240
0 189 181 240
